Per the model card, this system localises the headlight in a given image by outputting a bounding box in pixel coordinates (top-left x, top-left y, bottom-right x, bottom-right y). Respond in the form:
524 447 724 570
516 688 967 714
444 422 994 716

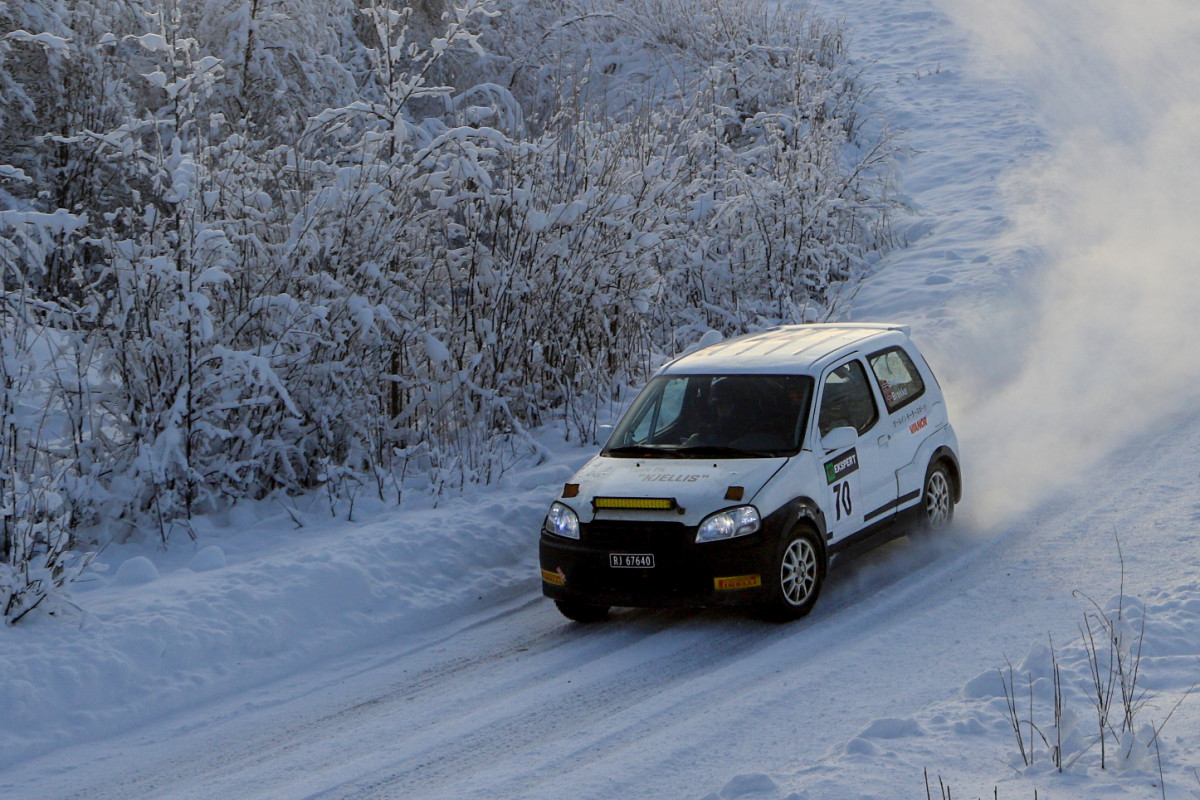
544 502 580 540
695 505 761 543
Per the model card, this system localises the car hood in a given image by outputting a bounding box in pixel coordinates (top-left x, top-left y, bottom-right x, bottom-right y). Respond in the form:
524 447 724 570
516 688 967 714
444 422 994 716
566 455 789 527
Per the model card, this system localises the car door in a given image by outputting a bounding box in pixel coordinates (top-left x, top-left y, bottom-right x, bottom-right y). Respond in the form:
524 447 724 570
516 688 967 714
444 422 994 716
866 345 932 513
815 357 897 542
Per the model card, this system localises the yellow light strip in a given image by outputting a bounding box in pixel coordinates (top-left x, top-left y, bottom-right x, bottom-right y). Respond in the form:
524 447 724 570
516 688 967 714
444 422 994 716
593 497 676 511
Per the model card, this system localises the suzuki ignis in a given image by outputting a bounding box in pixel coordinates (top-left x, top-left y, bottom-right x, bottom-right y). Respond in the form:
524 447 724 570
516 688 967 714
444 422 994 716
539 324 960 622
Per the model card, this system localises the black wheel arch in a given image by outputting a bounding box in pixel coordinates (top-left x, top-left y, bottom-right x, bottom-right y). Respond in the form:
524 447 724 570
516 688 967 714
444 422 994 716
761 496 829 565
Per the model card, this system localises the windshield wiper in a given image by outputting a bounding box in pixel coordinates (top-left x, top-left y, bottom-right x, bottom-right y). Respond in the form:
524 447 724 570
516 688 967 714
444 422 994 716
674 445 777 458
604 444 683 458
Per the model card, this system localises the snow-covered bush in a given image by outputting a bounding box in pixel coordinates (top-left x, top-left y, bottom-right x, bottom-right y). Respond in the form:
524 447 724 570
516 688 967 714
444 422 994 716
474 0 899 428
0 206 94 621
0 0 900 619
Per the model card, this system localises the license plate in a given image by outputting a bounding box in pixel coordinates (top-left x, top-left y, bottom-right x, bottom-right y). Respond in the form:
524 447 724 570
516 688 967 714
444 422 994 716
609 553 655 568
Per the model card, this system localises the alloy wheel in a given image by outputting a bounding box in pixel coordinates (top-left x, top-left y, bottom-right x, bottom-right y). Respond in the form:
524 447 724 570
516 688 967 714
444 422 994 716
925 468 953 529
780 537 818 606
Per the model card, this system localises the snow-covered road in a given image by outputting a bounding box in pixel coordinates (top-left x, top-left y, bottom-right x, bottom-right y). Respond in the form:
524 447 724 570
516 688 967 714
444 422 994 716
4 0 1200 797
7 411 1200 799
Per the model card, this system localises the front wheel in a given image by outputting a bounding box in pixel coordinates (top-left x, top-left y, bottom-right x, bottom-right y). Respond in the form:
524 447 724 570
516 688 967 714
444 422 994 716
921 461 955 530
759 525 825 622
554 599 610 623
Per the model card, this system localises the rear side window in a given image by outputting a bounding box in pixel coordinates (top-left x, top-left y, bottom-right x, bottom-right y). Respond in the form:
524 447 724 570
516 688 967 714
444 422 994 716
818 360 878 436
868 347 926 413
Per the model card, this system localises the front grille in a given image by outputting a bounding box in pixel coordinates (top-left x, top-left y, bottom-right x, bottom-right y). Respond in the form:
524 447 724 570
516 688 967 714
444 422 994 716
581 520 693 550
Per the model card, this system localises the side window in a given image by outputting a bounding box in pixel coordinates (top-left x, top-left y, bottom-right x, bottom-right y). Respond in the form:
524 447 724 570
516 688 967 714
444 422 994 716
656 378 687 435
868 347 926 413
629 404 655 443
818 360 879 436
629 377 688 443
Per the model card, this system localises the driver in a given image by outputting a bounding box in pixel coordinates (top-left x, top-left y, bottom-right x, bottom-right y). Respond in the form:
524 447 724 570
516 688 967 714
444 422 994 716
685 379 747 447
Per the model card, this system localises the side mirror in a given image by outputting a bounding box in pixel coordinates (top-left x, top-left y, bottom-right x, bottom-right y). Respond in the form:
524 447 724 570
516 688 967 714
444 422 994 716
596 424 614 445
821 426 857 452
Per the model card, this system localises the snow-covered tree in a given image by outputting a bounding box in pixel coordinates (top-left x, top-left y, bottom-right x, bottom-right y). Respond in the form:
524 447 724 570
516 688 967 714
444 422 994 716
0 0 900 620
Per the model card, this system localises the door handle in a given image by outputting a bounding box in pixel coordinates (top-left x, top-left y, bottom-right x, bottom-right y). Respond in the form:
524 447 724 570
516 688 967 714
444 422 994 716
878 434 891 448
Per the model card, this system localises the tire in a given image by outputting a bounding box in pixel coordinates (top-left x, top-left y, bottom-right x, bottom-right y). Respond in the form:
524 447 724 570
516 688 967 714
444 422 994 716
921 461 955 531
760 525 825 622
554 599 610 623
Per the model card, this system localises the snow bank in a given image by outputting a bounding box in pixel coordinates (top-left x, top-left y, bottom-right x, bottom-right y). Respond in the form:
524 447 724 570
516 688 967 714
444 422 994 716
0 444 587 768
689 580 1200 800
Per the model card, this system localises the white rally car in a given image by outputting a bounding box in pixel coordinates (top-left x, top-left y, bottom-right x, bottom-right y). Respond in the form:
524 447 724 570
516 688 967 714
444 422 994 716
539 323 960 622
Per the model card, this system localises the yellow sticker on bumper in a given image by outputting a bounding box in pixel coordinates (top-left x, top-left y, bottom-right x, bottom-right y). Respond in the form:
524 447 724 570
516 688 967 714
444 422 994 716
541 568 566 586
714 574 762 591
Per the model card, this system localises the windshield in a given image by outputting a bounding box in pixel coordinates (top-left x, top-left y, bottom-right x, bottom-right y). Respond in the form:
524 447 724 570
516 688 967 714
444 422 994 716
603 374 813 458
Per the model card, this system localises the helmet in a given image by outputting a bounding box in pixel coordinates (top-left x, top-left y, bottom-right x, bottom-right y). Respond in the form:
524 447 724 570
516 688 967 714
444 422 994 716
709 379 741 417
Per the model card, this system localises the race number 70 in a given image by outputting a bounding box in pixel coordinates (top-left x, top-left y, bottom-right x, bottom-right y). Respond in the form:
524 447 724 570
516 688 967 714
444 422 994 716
832 481 853 520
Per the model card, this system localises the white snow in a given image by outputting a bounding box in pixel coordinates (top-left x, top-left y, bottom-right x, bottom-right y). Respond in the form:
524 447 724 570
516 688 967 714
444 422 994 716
4 0 1200 798
3 31 71 53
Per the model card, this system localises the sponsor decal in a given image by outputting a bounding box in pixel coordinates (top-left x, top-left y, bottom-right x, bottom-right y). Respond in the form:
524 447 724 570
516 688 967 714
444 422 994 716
908 416 928 435
882 379 909 406
823 448 859 484
541 567 566 586
892 403 928 429
714 574 762 591
640 472 707 483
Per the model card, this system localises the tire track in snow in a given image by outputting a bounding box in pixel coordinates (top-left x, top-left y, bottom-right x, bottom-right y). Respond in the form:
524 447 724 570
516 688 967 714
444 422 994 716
283 522 1019 800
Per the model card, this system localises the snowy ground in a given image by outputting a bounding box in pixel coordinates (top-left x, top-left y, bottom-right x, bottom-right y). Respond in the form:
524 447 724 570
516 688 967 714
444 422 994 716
4 0 1200 798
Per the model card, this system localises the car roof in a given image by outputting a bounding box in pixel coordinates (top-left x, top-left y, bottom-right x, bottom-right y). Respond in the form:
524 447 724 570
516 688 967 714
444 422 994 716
660 324 913 375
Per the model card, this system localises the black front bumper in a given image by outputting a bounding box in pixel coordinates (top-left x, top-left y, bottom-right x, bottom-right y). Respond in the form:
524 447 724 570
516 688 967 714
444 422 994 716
539 516 781 609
